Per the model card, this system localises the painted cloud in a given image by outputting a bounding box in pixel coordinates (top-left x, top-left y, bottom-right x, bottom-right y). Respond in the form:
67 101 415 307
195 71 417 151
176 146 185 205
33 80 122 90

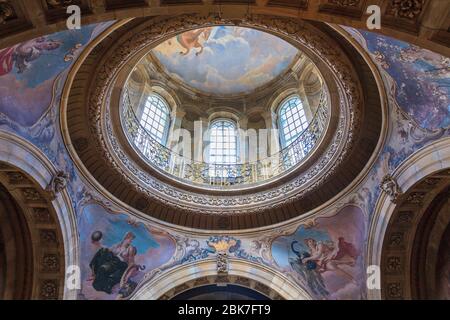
152 26 299 95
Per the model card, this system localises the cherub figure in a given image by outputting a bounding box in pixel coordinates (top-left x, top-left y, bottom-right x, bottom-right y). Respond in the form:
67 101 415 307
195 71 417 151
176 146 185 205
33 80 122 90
0 37 61 76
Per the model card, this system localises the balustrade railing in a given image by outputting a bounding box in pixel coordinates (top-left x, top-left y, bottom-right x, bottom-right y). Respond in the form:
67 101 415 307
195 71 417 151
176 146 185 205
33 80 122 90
121 90 328 188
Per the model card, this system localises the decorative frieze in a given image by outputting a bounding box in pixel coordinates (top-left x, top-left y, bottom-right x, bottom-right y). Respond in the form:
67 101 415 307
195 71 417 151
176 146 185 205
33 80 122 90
405 192 426 205
0 0 15 24
32 208 53 224
193 277 210 287
235 276 251 287
7 172 28 184
387 282 403 298
386 0 425 20
380 170 450 300
39 229 58 245
172 283 190 296
215 275 230 284
396 211 413 224
41 254 60 272
45 0 79 9
386 256 402 273
329 0 360 7
22 188 42 201
254 282 271 296
40 280 59 299
388 232 404 247
319 0 364 17
267 0 308 9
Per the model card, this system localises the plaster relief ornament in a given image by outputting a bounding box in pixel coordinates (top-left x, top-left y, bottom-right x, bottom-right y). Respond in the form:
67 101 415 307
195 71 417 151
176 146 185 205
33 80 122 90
46 171 69 200
380 174 403 203
217 252 228 275
387 0 425 20
207 236 240 275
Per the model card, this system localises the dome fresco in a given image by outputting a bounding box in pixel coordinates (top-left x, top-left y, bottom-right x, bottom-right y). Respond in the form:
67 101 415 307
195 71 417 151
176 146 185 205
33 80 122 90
151 26 299 95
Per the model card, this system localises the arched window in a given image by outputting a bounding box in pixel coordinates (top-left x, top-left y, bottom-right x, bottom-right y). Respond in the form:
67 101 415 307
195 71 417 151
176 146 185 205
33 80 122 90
139 94 171 145
278 95 308 148
208 119 238 165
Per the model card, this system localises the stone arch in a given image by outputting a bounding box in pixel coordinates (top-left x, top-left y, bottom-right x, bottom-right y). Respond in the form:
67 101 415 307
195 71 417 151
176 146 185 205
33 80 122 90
0 131 78 299
367 138 450 299
131 259 311 300
0 183 33 299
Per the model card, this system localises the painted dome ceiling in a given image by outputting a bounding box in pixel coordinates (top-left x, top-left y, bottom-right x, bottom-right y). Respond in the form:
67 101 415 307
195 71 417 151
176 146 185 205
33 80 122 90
151 26 299 95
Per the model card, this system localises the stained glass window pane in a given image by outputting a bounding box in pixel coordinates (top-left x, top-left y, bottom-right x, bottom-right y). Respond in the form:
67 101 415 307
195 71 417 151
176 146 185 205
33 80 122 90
139 94 170 145
278 96 309 148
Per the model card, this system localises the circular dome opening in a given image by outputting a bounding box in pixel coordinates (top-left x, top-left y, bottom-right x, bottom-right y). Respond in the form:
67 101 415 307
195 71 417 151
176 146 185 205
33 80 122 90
120 26 331 190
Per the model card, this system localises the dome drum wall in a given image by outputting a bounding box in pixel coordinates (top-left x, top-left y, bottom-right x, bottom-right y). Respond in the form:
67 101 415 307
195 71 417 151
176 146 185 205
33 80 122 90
115 56 339 194
64 15 383 230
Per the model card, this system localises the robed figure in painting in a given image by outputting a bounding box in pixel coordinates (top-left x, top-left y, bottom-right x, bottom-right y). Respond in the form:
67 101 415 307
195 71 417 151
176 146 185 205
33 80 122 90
289 240 329 297
0 37 61 76
89 231 144 296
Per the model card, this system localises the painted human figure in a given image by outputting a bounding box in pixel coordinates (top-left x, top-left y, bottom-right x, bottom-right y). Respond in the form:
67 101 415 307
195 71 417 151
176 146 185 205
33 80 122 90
89 231 141 295
175 27 213 56
112 232 146 298
302 237 358 283
111 232 137 266
0 37 61 76
290 240 329 297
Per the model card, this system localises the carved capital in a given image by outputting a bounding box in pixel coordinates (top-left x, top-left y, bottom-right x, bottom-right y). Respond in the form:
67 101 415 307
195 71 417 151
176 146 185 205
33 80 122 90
380 174 403 203
46 171 69 200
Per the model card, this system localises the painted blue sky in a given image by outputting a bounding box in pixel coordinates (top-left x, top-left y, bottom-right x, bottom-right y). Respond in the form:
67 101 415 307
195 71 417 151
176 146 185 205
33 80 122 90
343 27 450 130
11 25 98 88
0 21 115 126
79 204 159 255
272 225 331 270
152 26 299 95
